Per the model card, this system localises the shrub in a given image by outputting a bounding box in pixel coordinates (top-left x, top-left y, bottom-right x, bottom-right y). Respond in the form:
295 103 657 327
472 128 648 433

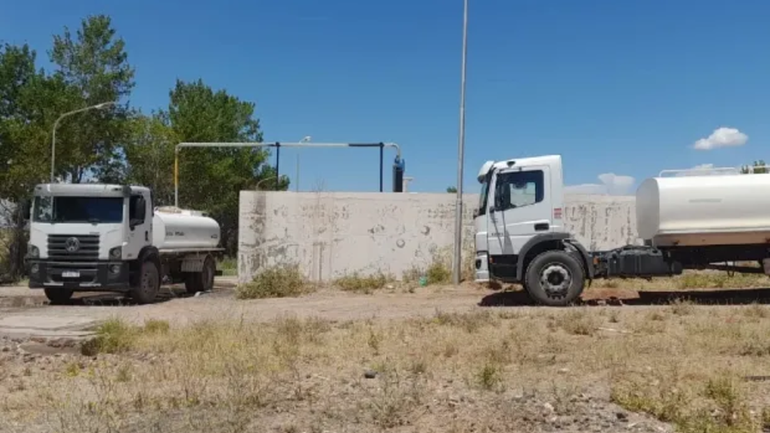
334 272 391 294
236 264 311 300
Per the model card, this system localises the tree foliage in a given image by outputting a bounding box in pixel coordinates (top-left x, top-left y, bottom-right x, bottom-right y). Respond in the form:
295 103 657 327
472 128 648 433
48 14 135 183
740 160 767 174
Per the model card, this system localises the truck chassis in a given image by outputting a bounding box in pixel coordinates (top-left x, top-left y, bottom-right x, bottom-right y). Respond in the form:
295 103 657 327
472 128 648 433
481 232 770 306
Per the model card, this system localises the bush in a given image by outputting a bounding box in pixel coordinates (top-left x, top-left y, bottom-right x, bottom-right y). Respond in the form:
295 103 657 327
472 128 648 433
236 264 311 300
80 318 137 356
334 272 391 293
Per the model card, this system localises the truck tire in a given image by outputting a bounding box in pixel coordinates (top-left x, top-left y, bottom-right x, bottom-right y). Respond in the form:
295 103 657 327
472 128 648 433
131 260 160 304
524 250 585 306
44 288 73 305
185 255 215 294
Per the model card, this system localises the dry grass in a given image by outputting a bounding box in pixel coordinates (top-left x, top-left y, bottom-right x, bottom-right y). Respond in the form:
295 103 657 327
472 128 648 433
589 270 770 292
6 303 770 432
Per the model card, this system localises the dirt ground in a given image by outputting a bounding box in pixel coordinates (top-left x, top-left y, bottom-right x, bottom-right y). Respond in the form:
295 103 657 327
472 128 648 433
2 275 770 432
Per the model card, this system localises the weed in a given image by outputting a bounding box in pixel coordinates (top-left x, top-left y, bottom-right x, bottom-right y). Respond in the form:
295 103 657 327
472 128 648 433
143 319 170 334
426 260 451 285
475 361 502 391
334 271 391 294
80 318 137 356
236 264 312 299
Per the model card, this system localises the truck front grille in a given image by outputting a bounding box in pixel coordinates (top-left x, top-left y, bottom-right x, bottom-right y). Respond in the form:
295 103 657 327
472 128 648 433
47 234 100 261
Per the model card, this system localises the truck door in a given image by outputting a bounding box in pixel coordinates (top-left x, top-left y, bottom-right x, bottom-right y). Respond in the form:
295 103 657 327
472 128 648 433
487 165 553 273
125 192 152 260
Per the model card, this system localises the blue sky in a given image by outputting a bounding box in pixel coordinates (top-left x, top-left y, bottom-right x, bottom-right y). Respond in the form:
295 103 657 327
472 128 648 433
2 0 769 194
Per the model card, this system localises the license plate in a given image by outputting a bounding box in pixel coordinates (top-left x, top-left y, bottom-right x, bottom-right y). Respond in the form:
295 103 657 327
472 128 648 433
62 271 80 278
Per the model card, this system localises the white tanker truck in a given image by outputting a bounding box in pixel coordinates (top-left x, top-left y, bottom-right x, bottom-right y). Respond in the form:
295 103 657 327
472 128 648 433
24 183 223 304
474 154 770 306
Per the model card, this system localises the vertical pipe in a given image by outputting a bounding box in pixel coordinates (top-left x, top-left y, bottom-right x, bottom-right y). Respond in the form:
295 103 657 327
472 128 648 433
275 142 281 190
379 143 384 192
453 0 469 285
174 148 179 208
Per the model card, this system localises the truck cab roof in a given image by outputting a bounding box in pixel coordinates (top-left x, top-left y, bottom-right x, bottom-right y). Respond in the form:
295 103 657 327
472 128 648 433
477 154 562 182
33 183 150 197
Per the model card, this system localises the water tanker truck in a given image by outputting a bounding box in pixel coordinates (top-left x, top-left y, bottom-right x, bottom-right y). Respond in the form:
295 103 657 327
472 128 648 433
474 154 770 306
24 183 223 304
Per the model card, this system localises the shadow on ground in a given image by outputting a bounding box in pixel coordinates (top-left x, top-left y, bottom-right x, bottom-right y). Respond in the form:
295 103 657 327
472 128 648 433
479 287 770 307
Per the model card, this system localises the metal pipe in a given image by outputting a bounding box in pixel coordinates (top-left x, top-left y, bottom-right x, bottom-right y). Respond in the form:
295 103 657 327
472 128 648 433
173 141 403 206
453 0 469 286
275 142 281 190
379 143 384 192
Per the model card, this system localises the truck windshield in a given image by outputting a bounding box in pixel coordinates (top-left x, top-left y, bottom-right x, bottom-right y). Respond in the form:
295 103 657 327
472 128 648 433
33 196 124 224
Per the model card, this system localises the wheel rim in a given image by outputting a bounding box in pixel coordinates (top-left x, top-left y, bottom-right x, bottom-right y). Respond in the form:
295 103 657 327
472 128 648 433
539 263 572 299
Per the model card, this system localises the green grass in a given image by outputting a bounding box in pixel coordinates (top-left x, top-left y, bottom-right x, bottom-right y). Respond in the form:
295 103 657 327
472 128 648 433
218 257 237 277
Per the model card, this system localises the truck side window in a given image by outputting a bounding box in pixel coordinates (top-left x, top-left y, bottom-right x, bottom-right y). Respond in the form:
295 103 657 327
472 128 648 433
129 195 146 224
495 170 544 210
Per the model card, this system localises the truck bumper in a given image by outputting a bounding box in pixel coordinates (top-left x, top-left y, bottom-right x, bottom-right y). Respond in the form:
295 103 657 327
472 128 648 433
26 260 130 291
474 251 490 283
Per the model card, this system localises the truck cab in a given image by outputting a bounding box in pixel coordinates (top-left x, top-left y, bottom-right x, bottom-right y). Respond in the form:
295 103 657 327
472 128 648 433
473 155 593 305
26 183 158 304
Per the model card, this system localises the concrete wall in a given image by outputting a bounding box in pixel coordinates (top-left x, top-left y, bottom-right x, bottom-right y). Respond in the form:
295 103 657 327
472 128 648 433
238 191 640 284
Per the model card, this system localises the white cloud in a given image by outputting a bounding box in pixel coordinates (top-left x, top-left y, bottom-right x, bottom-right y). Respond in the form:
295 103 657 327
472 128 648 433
673 163 741 177
564 172 635 196
693 127 748 150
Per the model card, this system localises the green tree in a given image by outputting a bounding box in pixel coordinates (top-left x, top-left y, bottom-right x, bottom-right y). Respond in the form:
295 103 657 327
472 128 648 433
0 43 60 280
149 78 287 254
48 14 135 183
447 186 457 193
123 111 178 205
740 160 767 174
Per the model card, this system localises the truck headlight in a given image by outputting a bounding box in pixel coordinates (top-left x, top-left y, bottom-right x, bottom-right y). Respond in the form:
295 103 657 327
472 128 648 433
28 244 39 258
109 247 122 259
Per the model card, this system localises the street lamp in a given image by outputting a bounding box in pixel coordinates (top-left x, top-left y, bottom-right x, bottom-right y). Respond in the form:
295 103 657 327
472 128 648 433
296 135 311 192
452 0 469 285
50 101 116 182
256 176 276 190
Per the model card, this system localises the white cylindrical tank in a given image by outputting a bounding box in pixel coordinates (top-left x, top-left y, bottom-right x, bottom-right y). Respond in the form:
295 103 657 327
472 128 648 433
636 173 770 247
152 207 221 251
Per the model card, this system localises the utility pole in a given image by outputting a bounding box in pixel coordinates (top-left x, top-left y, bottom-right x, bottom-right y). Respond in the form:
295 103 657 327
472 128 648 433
452 0 469 285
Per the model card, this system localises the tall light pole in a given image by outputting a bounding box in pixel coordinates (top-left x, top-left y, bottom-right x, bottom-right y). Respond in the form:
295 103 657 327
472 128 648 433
256 176 276 190
296 135 311 192
51 101 116 182
452 0 469 285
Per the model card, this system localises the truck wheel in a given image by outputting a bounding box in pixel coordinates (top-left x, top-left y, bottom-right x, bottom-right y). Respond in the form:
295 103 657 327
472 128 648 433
44 288 73 305
131 260 160 304
524 250 585 306
184 255 215 294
